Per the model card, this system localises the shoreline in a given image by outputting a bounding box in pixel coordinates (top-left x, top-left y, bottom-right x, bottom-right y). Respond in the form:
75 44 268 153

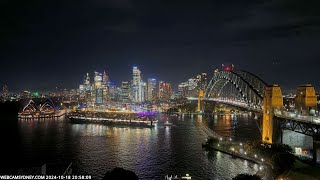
203 144 274 179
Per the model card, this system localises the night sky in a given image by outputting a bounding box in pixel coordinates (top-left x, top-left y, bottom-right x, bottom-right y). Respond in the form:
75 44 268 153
1 0 320 92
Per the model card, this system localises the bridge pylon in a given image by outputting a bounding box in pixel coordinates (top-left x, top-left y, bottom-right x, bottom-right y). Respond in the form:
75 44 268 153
262 84 283 144
295 84 317 115
198 90 204 113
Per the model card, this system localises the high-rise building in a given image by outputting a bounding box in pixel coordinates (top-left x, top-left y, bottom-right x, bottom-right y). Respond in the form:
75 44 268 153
94 71 103 105
132 67 142 102
108 82 119 101
200 73 207 91
186 78 198 97
84 73 91 91
96 88 103 105
2 85 8 101
79 85 84 94
94 71 102 88
2 85 8 96
120 81 130 102
102 70 110 85
22 91 30 99
102 70 110 103
178 82 188 98
188 78 197 91
147 78 157 101
159 81 172 100
70 89 77 96
141 81 147 102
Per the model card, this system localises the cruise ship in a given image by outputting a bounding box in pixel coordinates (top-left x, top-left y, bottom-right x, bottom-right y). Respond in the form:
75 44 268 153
67 110 157 127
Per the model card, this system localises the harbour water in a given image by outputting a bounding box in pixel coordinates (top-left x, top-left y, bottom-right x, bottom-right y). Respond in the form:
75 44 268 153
0 113 262 179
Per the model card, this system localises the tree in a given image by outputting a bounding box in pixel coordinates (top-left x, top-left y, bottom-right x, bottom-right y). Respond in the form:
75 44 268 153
233 174 261 180
271 152 295 176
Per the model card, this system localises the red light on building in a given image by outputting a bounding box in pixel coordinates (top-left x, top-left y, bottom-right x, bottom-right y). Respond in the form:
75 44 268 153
225 66 231 71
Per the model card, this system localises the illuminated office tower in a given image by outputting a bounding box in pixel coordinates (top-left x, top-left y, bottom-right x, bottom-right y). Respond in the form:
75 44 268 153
200 73 207 91
2 85 8 101
94 71 102 88
121 81 130 102
108 82 118 101
102 70 110 103
159 81 172 100
96 88 103 105
187 78 198 97
94 71 103 105
141 81 146 102
2 85 8 96
79 85 84 94
132 67 142 102
147 78 157 101
178 82 188 98
102 70 110 85
84 73 91 91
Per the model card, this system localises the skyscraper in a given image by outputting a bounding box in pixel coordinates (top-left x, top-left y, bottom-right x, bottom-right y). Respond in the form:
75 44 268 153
84 73 91 91
94 71 103 105
102 70 110 85
159 81 172 100
102 70 110 103
147 78 157 101
200 73 207 91
132 67 142 102
178 82 188 98
2 85 8 101
121 81 130 102
108 82 118 101
141 81 147 102
94 71 102 88
96 88 103 105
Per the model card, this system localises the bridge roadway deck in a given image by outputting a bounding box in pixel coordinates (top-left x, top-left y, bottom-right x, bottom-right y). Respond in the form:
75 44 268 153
187 97 263 113
188 97 320 128
275 111 320 126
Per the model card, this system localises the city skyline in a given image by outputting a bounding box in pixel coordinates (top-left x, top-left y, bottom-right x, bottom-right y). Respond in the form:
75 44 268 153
1 0 320 91
2 63 320 93
2 1 320 179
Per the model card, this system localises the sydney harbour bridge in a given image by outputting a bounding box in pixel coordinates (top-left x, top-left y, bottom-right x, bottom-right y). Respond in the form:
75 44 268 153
187 69 320 163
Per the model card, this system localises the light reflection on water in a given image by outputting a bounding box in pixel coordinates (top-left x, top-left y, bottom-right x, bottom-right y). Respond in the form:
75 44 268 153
1 114 261 179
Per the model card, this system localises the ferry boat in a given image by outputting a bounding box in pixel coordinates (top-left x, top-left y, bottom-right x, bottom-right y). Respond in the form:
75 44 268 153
164 121 173 126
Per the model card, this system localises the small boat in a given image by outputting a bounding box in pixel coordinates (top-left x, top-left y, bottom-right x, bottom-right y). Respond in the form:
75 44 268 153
165 174 191 180
164 121 173 126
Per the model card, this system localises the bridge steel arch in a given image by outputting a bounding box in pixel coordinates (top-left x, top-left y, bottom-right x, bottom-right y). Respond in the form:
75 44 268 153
205 70 268 109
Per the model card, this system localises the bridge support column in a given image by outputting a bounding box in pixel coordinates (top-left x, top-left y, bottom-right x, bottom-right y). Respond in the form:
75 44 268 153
262 84 283 144
295 84 317 116
197 90 204 113
313 139 320 164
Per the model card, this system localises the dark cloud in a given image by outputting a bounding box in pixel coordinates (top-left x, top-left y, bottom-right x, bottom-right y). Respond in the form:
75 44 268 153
1 0 320 92
225 0 320 41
